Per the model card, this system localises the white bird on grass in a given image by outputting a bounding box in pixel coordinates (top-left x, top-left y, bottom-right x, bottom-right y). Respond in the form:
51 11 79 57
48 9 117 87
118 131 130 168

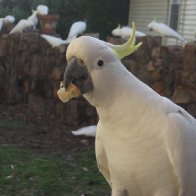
71 125 96 137
66 21 86 42
148 20 185 42
62 22 196 196
112 24 146 38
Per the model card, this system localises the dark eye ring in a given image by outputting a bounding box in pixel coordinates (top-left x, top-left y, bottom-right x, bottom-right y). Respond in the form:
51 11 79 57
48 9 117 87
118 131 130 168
97 60 104 67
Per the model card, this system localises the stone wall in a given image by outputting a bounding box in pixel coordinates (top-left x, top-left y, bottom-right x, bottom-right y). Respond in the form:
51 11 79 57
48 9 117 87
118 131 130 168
108 36 196 117
0 33 195 127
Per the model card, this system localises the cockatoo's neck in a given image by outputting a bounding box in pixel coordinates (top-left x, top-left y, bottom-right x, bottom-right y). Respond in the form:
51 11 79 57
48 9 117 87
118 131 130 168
84 64 161 125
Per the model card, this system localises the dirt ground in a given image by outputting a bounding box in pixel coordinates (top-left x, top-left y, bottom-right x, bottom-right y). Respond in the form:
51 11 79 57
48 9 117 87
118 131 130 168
0 103 95 154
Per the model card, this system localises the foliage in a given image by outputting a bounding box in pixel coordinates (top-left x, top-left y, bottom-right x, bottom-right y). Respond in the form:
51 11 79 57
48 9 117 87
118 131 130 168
0 0 130 39
0 145 110 195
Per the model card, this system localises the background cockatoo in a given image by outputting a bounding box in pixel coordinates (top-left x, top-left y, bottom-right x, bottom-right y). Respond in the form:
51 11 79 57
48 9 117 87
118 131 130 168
148 20 185 42
3 15 15 24
66 21 86 42
10 19 34 34
112 24 146 38
0 15 15 32
41 34 69 47
62 23 196 196
10 4 49 34
36 5 49 15
71 125 96 137
40 34 69 52
27 10 38 28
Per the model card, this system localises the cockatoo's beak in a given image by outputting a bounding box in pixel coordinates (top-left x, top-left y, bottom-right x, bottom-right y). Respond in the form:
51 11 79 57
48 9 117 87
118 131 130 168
64 57 94 94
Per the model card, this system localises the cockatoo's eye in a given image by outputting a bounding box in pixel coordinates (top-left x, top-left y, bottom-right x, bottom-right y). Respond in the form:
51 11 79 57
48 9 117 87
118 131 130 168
97 60 104 67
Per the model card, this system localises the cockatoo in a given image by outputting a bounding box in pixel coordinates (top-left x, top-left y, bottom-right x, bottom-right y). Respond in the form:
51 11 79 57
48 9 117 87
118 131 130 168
36 5 49 15
41 34 69 47
71 125 96 137
9 19 34 34
148 20 185 42
66 21 86 42
3 15 15 24
112 24 146 38
10 5 49 34
62 22 196 196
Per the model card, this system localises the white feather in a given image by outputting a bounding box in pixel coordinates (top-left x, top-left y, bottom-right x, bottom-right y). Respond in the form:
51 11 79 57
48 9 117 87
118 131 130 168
3 15 15 23
36 5 49 15
71 125 96 137
148 20 185 41
27 10 38 28
112 25 146 38
9 19 34 34
41 34 69 47
66 21 86 42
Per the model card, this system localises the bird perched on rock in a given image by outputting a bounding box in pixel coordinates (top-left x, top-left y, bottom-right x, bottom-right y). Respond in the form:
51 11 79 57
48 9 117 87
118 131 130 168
112 24 145 38
0 15 15 32
148 19 185 42
66 21 86 42
62 22 196 196
10 19 34 34
41 34 69 47
10 4 49 34
3 15 15 24
36 4 49 15
40 34 69 52
27 10 39 28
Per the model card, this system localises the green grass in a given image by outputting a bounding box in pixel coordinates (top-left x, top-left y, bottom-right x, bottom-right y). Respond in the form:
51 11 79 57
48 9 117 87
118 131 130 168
0 145 110 196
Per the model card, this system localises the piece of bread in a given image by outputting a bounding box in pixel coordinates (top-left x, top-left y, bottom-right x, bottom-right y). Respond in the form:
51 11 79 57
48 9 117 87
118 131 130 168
57 81 81 103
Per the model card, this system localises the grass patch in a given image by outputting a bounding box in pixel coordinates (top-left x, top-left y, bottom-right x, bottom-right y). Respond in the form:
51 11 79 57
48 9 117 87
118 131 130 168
0 145 110 196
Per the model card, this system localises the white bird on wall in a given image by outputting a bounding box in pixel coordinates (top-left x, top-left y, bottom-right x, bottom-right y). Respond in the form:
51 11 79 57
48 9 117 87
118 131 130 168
148 20 185 42
71 125 96 137
27 10 38 28
112 24 146 38
36 5 49 15
3 15 15 24
66 21 87 42
41 34 69 47
10 4 49 34
9 19 34 34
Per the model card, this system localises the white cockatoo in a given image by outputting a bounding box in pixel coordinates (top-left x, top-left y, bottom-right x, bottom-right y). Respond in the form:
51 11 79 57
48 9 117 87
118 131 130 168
36 5 49 15
27 10 38 28
66 21 86 42
148 20 185 42
10 4 49 34
9 19 34 34
62 22 196 196
3 15 15 24
41 34 69 47
112 24 146 38
71 125 96 137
